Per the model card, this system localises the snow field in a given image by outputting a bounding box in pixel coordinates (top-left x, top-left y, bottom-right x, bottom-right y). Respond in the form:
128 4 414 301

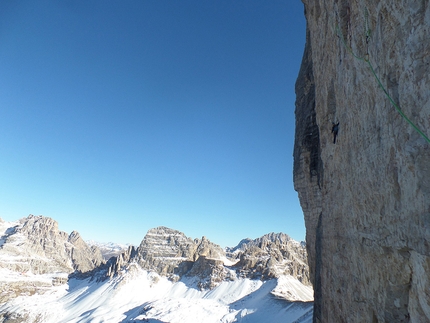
0 267 313 323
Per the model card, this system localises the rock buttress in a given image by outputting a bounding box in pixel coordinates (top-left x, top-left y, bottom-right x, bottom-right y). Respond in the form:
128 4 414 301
294 1 430 322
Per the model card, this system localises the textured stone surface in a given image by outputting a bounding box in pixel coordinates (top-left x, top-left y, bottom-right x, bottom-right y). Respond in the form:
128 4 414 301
135 226 199 276
184 256 234 290
0 215 104 304
0 215 104 275
234 233 310 284
122 226 228 283
68 230 104 273
106 245 138 279
193 236 225 261
294 1 430 322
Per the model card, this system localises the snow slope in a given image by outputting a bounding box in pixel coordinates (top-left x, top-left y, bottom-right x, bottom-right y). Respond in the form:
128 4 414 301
0 266 313 323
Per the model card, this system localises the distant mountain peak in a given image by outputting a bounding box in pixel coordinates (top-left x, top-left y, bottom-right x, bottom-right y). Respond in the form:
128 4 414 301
0 214 104 275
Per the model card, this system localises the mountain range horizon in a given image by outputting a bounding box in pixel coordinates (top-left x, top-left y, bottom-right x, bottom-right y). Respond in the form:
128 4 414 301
3 213 306 250
0 214 313 322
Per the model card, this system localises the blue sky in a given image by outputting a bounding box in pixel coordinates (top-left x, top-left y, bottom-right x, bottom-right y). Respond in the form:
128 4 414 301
0 1 306 247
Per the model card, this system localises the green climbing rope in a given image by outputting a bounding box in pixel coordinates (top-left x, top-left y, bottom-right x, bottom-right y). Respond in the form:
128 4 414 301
335 22 430 144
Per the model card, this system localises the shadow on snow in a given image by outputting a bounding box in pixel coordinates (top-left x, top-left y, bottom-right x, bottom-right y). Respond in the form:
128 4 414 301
117 279 313 323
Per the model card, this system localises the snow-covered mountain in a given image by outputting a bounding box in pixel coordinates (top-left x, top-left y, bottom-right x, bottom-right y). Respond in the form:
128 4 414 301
0 215 313 323
0 215 103 275
0 215 104 305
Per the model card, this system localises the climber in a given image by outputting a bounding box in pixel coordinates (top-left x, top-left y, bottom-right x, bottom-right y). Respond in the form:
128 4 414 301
332 122 339 144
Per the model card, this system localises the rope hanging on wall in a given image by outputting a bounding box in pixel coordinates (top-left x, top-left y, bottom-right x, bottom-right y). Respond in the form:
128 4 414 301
335 10 430 144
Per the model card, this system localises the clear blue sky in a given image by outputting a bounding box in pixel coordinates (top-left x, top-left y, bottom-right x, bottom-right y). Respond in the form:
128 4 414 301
0 0 306 247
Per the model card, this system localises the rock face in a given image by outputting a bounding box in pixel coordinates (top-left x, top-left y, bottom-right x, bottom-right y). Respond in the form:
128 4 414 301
0 215 104 274
184 256 233 290
234 233 310 284
294 1 430 322
135 226 198 276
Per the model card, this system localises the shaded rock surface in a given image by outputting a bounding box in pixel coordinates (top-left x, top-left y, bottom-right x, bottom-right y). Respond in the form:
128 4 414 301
294 1 430 322
184 256 235 290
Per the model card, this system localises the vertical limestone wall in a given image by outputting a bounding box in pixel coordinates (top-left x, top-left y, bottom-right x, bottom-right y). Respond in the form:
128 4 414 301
294 1 430 322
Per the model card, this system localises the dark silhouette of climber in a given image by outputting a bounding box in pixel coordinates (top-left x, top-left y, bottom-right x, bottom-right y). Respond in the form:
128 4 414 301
332 122 339 144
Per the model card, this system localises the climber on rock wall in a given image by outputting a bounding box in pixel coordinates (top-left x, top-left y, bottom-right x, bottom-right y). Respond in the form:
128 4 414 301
332 122 339 144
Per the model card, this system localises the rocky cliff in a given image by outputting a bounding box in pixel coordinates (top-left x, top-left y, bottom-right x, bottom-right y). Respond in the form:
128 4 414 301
294 1 430 322
234 233 310 284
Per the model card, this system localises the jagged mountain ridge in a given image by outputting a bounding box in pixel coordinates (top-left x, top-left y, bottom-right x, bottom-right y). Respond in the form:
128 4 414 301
89 230 309 284
102 226 311 289
0 215 311 296
0 214 313 322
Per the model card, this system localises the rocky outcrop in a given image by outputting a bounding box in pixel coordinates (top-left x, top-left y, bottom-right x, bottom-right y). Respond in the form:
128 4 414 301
68 230 104 273
106 245 138 279
0 215 104 275
135 226 199 276
0 215 104 304
184 256 234 290
1 216 71 274
294 1 430 322
194 235 225 260
234 233 310 284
